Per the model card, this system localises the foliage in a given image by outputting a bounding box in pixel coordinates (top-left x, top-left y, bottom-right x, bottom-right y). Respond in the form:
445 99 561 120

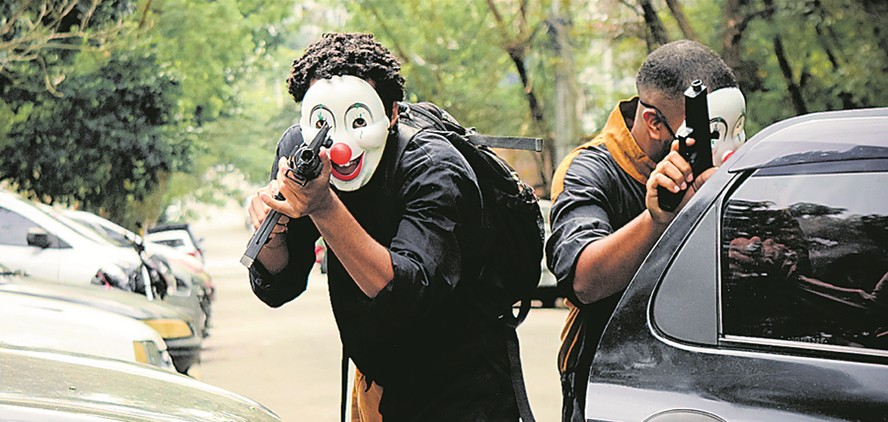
618 0 888 135
0 46 191 225
138 0 301 217
1 0 299 225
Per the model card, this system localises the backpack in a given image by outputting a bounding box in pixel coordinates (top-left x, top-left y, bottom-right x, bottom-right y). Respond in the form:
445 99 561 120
395 101 544 421
396 102 544 324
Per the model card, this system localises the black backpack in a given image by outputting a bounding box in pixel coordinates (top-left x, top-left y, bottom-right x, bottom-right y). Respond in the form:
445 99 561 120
395 101 544 421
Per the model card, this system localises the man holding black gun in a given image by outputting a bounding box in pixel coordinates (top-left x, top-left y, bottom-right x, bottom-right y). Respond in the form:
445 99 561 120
245 33 521 421
545 40 747 422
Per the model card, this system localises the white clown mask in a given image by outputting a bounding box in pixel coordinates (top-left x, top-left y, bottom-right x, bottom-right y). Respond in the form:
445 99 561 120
300 75 390 191
707 87 747 166
673 86 747 166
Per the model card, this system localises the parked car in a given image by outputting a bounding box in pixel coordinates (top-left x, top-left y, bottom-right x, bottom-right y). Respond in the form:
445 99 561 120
0 290 172 370
64 209 215 337
582 108 888 421
533 199 560 308
0 190 144 288
0 345 280 421
0 267 203 375
146 223 207 265
37 203 168 298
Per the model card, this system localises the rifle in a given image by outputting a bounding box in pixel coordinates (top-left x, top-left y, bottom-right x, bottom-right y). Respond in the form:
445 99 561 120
240 123 332 268
657 80 714 212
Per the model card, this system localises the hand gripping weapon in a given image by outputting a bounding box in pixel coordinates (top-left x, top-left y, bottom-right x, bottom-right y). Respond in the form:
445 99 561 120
241 123 332 268
657 80 714 212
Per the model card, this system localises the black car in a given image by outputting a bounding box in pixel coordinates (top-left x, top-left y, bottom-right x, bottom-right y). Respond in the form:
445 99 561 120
584 108 888 421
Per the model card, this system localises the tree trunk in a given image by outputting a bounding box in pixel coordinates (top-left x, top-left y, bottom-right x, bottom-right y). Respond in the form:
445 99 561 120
549 0 577 181
664 0 698 41
487 0 554 197
637 0 669 50
772 36 808 115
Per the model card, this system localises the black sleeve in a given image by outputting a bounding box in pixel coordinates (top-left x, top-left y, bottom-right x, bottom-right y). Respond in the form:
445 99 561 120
546 149 618 304
365 132 482 333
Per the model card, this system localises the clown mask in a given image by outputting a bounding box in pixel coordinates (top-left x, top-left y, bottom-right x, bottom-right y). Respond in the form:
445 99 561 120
707 87 747 166
673 86 747 166
300 75 390 191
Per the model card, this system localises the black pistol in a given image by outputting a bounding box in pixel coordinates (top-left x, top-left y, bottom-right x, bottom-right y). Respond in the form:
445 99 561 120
657 80 714 212
240 123 332 268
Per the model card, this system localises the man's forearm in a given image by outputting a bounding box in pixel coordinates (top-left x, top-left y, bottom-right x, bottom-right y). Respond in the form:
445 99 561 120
573 210 668 304
257 234 290 274
310 195 394 298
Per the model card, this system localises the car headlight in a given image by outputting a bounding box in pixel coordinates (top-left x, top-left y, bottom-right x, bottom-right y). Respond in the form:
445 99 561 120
132 340 173 370
143 318 193 339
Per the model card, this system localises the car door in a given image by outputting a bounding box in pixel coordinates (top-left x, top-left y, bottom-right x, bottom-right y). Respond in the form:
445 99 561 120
586 160 888 421
0 205 62 281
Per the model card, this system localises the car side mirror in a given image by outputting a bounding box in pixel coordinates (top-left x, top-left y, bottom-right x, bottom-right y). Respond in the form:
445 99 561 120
26 228 56 249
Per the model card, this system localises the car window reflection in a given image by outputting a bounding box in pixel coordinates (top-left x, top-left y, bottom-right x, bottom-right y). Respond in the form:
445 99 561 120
721 172 888 353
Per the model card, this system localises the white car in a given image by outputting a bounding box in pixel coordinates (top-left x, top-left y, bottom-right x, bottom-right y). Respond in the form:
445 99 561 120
145 223 206 264
0 291 173 370
0 346 280 421
64 209 215 337
0 190 144 286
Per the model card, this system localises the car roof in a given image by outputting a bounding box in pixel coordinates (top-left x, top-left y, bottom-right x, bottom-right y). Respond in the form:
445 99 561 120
728 107 888 173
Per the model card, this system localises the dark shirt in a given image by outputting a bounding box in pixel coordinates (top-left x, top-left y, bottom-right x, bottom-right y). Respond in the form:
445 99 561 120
546 99 651 421
249 126 519 421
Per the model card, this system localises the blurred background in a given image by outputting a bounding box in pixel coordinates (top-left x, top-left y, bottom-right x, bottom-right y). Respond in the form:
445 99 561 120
2 0 886 225
1 2 886 420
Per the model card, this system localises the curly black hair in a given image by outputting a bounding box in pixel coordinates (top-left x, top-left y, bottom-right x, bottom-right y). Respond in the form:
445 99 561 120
287 33 405 117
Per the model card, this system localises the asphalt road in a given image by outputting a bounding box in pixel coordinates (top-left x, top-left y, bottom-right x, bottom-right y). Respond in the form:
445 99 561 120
193 204 567 421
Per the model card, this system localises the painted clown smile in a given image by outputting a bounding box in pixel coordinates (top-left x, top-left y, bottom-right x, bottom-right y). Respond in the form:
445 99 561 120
331 153 364 181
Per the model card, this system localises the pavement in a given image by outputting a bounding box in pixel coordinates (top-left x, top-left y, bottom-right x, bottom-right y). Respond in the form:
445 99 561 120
193 201 566 421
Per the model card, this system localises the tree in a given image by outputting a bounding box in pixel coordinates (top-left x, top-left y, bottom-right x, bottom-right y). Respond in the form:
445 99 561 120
0 46 191 225
613 0 888 134
0 0 133 94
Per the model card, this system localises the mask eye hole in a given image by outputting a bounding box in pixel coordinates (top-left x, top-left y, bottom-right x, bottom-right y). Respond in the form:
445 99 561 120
309 106 334 130
346 104 373 132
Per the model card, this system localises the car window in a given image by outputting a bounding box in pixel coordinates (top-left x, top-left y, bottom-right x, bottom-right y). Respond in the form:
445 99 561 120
154 238 186 248
720 171 888 356
0 207 41 246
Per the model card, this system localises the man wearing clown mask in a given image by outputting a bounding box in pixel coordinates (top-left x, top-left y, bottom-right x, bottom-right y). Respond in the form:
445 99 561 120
546 40 746 422
245 33 521 421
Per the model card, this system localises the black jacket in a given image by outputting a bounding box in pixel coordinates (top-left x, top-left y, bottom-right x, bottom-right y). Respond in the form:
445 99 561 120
249 126 519 421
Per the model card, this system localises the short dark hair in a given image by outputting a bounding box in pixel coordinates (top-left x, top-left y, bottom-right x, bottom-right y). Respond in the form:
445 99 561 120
287 33 405 117
636 40 737 102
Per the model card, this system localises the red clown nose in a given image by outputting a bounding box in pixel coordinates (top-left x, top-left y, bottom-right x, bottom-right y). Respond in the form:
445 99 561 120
330 143 352 165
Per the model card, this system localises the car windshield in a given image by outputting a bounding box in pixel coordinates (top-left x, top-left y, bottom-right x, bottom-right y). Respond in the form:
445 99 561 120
65 212 136 248
37 205 124 247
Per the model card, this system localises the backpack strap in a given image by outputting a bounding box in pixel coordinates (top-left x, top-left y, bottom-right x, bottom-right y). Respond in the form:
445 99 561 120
505 325 535 421
340 348 349 422
466 134 543 152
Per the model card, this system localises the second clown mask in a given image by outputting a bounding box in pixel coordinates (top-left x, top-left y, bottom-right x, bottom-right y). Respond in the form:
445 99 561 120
300 75 390 192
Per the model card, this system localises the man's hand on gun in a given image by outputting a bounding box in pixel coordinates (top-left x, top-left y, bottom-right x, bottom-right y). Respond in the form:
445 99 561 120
248 148 334 233
646 136 717 225
263 149 335 219
248 181 289 239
